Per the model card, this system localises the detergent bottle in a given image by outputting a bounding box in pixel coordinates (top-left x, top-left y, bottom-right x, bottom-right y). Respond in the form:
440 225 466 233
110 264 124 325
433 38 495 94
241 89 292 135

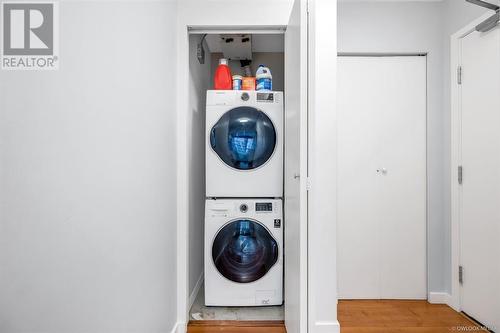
214 58 232 90
255 65 272 91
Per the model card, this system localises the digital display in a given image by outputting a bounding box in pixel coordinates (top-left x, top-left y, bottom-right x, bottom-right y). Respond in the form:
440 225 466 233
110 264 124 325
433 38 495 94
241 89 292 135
256 202 273 212
257 93 274 102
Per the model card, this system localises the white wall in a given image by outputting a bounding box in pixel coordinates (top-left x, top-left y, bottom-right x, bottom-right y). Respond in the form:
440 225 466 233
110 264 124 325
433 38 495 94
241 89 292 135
338 0 500 296
338 1 447 293
178 0 294 28
0 2 178 332
187 35 211 303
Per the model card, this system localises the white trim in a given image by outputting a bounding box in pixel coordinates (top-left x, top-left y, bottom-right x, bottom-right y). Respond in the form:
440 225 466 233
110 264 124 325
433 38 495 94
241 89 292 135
449 12 494 314
174 322 187 333
187 25 286 34
308 0 339 332
176 19 190 327
170 322 185 333
428 292 452 305
188 273 204 311
312 321 341 333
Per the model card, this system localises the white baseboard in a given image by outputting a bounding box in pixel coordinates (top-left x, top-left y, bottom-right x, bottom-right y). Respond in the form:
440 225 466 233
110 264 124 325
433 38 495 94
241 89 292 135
428 292 452 305
312 321 341 333
188 273 204 310
175 322 187 333
170 322 185 333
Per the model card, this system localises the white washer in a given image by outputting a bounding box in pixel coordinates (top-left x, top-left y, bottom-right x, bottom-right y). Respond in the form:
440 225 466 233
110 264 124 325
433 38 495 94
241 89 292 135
205 198 283 306
206 90 283 198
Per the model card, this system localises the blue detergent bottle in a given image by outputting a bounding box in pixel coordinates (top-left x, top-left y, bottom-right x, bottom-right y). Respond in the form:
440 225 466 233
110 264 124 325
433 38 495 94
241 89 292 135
256 65 272 91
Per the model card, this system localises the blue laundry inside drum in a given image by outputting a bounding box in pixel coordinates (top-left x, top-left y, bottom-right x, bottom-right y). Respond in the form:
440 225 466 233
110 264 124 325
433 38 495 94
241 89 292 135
210 107 276 170
212 219 278 283
230 134 257 169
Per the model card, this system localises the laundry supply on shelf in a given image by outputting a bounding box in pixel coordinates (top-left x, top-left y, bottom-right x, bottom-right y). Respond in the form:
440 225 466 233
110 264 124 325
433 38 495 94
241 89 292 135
256 64 272 91
240 59 253 77
214 58 232 90
242 77 256 90
232 75 243 90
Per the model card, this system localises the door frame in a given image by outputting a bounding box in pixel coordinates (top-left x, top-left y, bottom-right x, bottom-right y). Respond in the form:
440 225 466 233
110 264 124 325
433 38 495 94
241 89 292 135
449 12 496 313
306 1 339 331
176 1 339 331
176 24 287 332
336 54 429 300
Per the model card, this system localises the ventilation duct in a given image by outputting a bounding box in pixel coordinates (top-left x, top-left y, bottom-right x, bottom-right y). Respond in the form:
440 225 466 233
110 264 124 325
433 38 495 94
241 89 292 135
466 0 500 32
219 34 252 61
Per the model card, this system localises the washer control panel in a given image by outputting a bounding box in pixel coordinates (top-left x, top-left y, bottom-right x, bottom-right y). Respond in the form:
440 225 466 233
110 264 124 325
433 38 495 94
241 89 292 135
255 202 273 212
256 92 274 103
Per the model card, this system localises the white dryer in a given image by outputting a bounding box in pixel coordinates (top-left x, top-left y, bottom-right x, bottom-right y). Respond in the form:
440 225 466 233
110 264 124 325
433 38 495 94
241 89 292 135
206 90 283 198
205 198 283 306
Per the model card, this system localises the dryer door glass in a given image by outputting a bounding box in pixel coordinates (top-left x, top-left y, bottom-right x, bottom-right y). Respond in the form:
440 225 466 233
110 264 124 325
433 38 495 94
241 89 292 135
210 107 276 170
212 219 279 283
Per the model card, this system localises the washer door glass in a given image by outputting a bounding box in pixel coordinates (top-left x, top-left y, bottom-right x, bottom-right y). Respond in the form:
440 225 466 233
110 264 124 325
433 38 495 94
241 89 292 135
210 107 276 170
212 219 279 283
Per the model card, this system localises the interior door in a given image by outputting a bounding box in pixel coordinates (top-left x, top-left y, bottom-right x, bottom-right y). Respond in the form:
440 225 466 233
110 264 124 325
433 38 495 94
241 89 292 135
284 0 308 332
459 26 500 331
337 56 427 299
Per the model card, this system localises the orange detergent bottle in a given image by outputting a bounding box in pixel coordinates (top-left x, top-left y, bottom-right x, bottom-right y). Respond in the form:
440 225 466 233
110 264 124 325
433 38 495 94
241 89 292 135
214 58 232 90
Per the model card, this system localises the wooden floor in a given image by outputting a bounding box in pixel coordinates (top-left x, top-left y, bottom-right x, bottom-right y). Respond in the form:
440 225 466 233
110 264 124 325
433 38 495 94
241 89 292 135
187 300 484 333
338 300 484 333
187 320 286 333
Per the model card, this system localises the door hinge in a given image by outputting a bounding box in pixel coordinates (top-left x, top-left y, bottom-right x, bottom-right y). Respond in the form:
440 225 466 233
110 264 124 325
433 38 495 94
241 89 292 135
458 166 463 185
306 177 311 191
457 66 463 85
459 265 464 284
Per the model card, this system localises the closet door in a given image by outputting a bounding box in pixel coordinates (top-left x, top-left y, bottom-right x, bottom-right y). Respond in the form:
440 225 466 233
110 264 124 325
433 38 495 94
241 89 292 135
459 27 500 331
337 56 427 299
284 0 308 331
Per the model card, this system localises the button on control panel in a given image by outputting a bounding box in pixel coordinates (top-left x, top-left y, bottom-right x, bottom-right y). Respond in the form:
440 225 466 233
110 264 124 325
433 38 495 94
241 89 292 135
257 92 274 103
255 202 273 212
239 204 248 213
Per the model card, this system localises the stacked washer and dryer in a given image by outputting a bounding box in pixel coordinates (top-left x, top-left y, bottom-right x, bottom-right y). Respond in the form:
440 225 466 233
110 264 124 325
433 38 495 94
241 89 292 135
205 90 284 306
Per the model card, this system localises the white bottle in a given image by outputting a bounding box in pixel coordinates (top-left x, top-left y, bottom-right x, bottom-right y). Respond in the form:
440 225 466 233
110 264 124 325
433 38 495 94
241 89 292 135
256 65 272 91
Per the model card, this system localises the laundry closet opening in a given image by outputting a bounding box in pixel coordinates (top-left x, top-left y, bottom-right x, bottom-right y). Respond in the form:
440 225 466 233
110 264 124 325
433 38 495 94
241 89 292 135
186 31 286 322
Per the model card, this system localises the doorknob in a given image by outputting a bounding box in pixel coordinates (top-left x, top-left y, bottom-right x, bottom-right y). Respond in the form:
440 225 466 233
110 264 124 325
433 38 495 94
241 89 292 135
294 173 300 179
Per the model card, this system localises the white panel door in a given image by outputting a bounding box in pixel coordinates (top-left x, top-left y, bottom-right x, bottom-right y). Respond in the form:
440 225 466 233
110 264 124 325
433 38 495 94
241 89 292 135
337 56 427 299
459 27 500 331
284 0 308 332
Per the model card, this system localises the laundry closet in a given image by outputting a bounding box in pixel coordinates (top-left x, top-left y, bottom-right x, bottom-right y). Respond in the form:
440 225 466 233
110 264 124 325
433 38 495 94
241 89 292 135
186 32 287 321
176 1 337 331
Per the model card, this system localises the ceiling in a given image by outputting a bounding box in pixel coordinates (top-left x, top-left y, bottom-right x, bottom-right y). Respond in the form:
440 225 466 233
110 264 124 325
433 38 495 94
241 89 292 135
338 0 444 2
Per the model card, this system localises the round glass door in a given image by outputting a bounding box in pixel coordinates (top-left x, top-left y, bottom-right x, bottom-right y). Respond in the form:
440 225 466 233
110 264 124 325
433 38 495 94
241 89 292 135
210 107 276 170
212 219 279 283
